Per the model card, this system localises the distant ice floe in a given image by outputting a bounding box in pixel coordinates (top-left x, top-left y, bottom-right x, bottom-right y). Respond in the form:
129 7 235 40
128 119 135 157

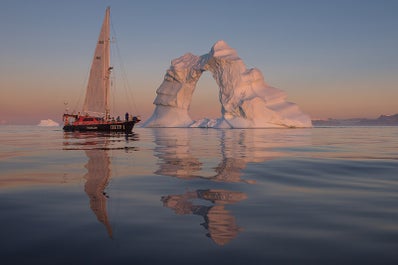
143 40 312 128
38 119 60 127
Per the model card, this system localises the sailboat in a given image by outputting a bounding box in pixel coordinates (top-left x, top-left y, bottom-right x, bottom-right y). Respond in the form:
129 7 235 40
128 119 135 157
63 7 140 133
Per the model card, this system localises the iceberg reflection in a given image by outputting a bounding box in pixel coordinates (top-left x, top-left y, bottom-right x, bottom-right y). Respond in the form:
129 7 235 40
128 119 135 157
153 129 251 182
153 128 310 182
161 189 247 245
153 128 310 244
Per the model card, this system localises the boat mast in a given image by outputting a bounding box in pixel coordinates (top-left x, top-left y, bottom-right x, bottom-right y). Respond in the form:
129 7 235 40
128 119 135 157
104 7 111 119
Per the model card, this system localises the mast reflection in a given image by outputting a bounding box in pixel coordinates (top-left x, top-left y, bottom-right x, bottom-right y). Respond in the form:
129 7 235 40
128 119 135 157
83 148 113 238
63 132 138 238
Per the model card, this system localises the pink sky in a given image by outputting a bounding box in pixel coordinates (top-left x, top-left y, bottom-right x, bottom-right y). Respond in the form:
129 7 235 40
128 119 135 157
1 71 397 125
1 1 397 125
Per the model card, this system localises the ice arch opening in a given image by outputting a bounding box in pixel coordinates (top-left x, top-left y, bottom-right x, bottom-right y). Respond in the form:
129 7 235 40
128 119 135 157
189 71 219 120
143 40 312 128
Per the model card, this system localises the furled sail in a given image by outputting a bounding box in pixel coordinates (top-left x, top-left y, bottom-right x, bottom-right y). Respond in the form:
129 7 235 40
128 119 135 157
83 7 111 116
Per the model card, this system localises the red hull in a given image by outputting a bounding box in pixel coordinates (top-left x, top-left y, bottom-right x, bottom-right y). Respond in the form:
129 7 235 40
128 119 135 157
63 114 140 133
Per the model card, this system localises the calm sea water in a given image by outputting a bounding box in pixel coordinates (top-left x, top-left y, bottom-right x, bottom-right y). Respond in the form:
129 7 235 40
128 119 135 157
0 126 397 265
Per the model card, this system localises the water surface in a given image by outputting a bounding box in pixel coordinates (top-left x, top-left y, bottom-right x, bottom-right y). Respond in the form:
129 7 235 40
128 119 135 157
1 126 397 264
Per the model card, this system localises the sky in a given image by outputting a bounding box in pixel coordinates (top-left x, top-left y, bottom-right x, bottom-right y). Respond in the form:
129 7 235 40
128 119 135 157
1 0 397 125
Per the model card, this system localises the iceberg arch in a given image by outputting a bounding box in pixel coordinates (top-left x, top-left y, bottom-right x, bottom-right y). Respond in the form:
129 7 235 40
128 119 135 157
143 40 312 128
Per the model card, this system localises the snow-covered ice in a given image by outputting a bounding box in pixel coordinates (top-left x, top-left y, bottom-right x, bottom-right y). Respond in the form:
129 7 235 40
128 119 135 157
143 40 312 128
38 119 60 127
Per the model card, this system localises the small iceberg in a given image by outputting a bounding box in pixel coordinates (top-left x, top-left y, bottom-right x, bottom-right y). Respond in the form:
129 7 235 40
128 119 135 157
38 119 60 127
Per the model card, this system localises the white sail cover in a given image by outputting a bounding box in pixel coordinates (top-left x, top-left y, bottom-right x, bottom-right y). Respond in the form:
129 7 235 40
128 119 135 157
83 7 111 116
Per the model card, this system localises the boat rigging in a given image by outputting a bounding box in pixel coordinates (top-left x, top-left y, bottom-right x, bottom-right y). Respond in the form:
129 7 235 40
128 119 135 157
63 7 140 133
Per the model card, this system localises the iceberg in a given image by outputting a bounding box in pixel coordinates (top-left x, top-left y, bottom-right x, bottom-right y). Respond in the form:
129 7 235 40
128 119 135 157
143 40 312 128
38 119 60 127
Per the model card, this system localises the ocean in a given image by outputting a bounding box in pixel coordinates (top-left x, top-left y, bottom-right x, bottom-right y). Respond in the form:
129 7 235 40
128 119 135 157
1 126 397 264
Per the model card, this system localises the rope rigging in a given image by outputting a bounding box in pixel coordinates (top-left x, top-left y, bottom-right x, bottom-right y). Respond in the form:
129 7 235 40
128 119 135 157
110 16 140 117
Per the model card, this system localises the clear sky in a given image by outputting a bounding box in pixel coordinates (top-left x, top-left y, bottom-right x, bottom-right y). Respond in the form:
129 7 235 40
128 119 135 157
1 0 397 124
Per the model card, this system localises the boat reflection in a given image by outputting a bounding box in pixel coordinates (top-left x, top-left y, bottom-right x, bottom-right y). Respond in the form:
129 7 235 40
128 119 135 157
83 148 113 238
63 132 139 238
60 128 309 244
161 189 247 245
